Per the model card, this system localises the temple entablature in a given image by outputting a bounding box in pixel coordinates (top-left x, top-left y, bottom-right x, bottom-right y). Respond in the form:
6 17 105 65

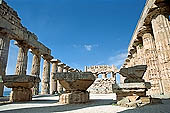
85 65 118 79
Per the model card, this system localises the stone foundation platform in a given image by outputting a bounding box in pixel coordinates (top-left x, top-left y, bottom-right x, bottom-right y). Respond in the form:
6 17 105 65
59 91 89 104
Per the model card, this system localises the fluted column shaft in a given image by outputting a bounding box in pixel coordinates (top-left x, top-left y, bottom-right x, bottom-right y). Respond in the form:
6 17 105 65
15 42 29 75
0 34 10 96
41 59 51 94
31 54 41 95
151 13 170 95
50 63 58 94
57 66 64 93
142 32 163 95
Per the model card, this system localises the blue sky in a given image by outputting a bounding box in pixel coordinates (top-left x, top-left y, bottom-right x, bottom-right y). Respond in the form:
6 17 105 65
4 0 146 90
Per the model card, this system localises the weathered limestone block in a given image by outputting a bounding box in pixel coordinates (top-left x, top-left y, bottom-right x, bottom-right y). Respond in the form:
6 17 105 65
31 53 41 95
113 82 153 107
10 87 32 102
53 72 95 91
59 91 89 104
119 65 147 83
50 59 61 94
112 65 161 107
3 75 40 102
53 72 95 104
0 33 10 96
86 65 118 73
15 41 29 75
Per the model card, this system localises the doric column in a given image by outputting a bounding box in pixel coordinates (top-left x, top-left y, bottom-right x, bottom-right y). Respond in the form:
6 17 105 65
0 33 10 96
84 66 88 72
102 73 107 79
68 68 74 72
15 41 29 75
110 72 116 83
150 6 170 95
137 26 163 95
57 63 65 93
41 55 53 95
50 59 61 94
30 50 41 95
63 66 70 72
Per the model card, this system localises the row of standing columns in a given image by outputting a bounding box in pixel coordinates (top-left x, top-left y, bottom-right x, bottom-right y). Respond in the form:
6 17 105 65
124 3 170 96
0 33 80 96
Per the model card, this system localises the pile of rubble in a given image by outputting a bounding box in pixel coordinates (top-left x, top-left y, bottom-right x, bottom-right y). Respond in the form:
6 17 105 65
88 78 115 94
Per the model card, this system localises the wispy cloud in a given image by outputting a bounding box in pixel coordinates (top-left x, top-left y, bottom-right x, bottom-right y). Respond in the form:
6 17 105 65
73 44 98 52
84 45 92 51
108 52 127 67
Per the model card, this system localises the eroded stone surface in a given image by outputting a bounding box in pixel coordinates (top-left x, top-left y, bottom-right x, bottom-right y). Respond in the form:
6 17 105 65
53 72 94 104
88 78 115 94
119 65 147 83
59 91 89 104
53 72 95 91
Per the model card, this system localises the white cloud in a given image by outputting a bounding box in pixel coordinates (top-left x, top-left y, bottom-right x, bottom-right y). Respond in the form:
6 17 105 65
73 44 98 52
84 45 92 51
108 52 127 67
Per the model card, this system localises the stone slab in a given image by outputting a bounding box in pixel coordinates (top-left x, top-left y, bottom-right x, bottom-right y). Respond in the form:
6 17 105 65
53 72 95 81
112 82 151 90
53 72 95 91
3 75 40 88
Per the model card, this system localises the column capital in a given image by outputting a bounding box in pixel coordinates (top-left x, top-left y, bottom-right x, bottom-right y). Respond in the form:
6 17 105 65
145 3 170 25
42 54 53 61
63 65 70 70
68 68 74 72
137 26 153 38
58 63 65 68
14 41 30 49
29 48 41 56
51 59 61 64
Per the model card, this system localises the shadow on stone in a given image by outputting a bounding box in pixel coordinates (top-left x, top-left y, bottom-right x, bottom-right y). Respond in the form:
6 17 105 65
0 99 115 113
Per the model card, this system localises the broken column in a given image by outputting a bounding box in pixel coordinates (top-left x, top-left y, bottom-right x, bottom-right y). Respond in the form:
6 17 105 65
41 55 53 95
0 33 10 97
3 41 40 102
112 65 158 107
31 50 41 95
57 63 65 93
50 59 61 94
53 72 95 104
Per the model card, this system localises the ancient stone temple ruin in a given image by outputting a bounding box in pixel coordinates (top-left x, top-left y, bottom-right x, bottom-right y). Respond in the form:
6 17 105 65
0 0 170 108
122 0 170 97
85 65 118 94
0 0 83 102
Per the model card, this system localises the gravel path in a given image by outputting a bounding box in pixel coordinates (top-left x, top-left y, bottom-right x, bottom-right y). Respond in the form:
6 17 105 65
0 94 170 113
